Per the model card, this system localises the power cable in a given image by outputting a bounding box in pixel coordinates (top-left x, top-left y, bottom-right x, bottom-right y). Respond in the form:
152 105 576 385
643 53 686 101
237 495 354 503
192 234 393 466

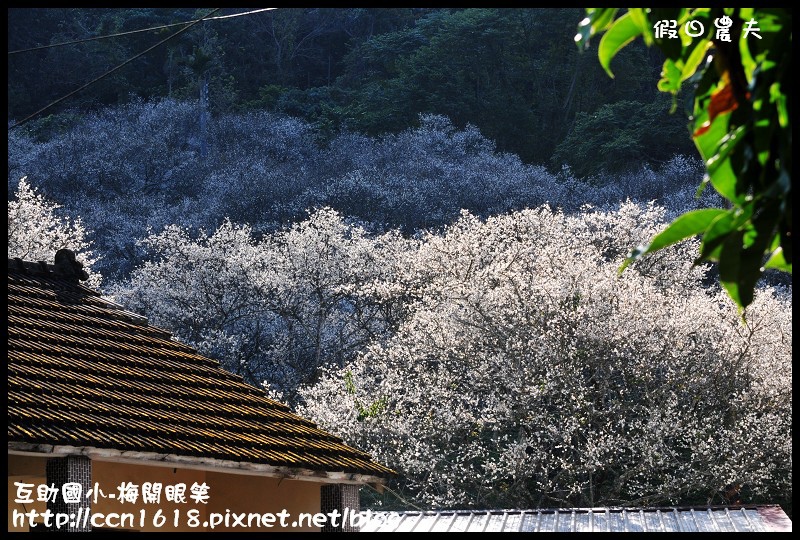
8 8 277 55
8 8 223 130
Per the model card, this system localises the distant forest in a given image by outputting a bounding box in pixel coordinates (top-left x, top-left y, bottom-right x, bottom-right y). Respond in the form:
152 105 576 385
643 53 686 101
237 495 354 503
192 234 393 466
8 8 693 175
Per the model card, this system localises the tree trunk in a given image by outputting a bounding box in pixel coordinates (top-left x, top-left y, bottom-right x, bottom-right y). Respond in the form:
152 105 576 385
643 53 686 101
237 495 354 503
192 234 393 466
199 74 210 159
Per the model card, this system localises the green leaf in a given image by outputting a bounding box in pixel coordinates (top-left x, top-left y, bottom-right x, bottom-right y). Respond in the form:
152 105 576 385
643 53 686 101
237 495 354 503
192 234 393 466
590 8 619 33
694 116 746 204
737 231 774 308
718 231 744 308
693 106 725 161
717 213 769 310
770 82 789 128
598 13 643 78
649 209 729 252
619 208 727 272
764 247 792 273
627 8 653 45
706 125 748 176
698 205 751 261
681 39 712 82
707 159 743 204
738 22 758 80
657 59 682 93
576 8 618 46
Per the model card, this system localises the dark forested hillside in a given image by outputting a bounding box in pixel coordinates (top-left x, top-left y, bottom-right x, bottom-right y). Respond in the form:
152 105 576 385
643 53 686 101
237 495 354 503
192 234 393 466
8 7 693 170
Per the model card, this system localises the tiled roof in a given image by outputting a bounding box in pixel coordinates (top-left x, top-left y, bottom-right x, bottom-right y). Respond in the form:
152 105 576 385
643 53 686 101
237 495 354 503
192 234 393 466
358 506 792 532
7 256 394 480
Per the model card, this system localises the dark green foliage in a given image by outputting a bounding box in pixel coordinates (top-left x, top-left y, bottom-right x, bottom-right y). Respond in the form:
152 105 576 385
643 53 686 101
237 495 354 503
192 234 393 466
9 8 673 172
553 96 694 176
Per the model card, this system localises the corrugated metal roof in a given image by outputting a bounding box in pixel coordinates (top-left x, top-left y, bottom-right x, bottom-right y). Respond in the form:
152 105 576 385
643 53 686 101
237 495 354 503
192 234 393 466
7 256 394 479
358 506 792 532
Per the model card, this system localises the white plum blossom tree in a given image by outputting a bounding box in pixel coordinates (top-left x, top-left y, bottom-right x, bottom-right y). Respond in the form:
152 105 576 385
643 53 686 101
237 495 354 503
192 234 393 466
298 203 792 510
109 219 275 384
8 177 101 286
261 208 415 391
111 207 415 402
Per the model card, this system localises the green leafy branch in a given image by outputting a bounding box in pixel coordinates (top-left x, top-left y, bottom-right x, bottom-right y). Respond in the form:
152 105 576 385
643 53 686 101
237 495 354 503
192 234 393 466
577 8 792 308
344 369 388 421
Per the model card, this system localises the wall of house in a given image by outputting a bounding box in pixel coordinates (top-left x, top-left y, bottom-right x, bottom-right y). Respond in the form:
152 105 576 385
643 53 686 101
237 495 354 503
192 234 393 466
8 454 48 532
91 459 208 532
8 454 325 532
206 471 321 532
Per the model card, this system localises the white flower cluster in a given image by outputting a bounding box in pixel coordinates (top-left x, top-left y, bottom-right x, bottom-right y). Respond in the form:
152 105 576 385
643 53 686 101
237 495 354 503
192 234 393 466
111 208 413 399
108 201 790 509
296 205 791 509
8 178 101 287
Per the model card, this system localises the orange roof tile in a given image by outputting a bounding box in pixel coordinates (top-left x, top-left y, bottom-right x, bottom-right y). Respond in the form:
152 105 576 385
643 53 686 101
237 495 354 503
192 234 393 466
7 257 394 479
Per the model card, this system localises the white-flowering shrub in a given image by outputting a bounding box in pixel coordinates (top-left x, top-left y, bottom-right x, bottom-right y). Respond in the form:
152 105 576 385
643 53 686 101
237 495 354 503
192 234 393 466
109 219 275 382
298 204 792 510
111 208 415 401
8 177 101 287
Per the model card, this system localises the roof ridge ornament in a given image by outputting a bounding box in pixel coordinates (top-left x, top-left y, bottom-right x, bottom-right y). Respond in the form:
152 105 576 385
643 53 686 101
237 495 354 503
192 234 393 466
54 248 89 282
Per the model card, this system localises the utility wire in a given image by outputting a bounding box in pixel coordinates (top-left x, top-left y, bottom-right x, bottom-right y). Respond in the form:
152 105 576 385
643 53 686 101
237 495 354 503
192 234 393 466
364 483 424 512
8 8 277 55
8 8 223 130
